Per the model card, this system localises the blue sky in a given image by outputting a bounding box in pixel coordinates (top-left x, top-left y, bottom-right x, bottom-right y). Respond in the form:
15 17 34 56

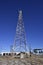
0 0 43 52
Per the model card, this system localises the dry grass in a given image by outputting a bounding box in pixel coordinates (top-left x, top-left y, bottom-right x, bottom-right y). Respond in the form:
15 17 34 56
0 54 43 65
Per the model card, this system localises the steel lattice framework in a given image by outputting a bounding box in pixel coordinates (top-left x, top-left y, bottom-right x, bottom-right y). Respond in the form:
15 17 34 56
13 10 27 52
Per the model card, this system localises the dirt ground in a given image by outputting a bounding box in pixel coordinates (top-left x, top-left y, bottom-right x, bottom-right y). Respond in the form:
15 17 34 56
0 55 43 65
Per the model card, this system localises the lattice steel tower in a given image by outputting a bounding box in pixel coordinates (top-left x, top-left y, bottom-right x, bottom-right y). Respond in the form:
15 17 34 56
13 10 27 52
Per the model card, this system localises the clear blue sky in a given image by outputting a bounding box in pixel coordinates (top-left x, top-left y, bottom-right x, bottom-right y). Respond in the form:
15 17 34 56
0 0 43 52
